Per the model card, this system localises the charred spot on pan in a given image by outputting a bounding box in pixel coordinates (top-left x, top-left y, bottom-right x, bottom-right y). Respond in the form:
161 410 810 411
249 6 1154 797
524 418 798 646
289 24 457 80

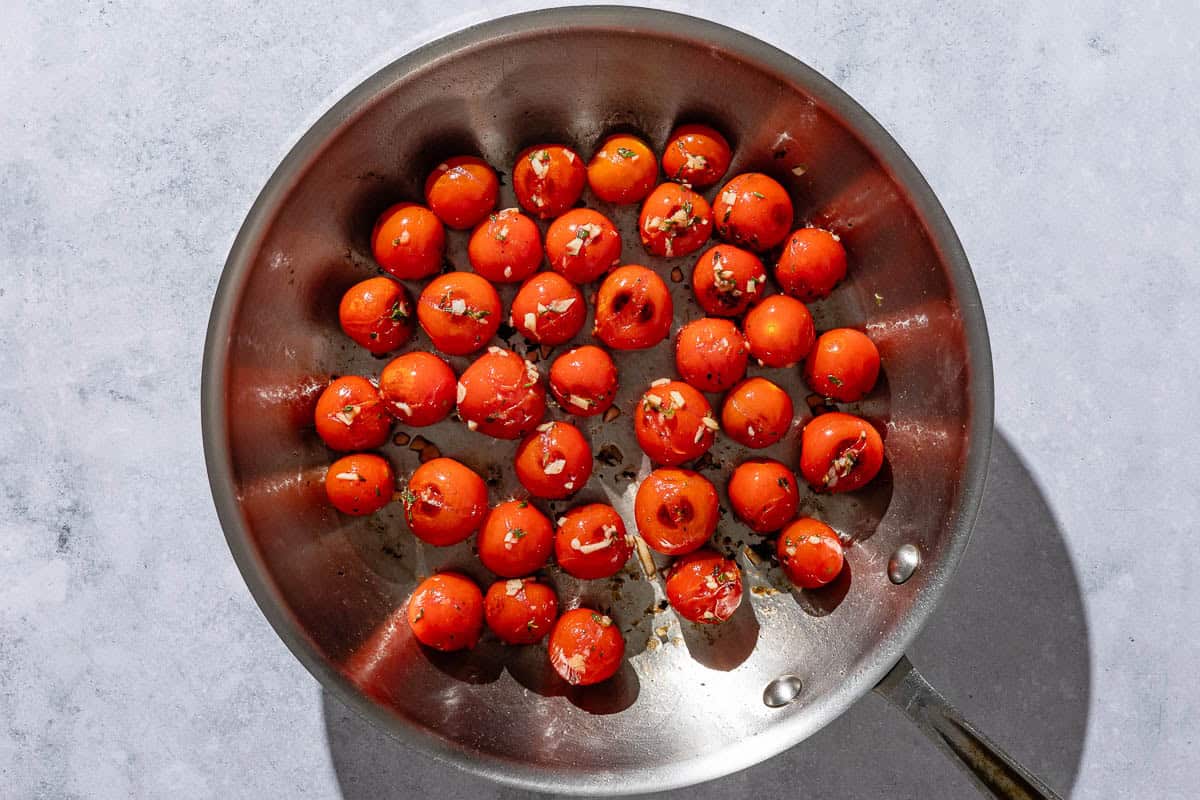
596 444 623 466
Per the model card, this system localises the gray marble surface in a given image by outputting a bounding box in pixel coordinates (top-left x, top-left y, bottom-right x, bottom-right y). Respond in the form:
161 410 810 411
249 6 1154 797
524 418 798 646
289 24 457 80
2 1 1197 797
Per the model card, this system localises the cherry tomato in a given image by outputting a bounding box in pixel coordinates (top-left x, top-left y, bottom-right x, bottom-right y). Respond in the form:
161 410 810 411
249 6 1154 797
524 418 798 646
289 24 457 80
799 412 884 493
377 351 456 426
424 156 499 229
634 468 718 555
744 294 815 367
713 173 793 252
554 504 632 580
634 380 717 466
371 202 446 280
548 345 618 417
691 244 767 317
803 328 880 402
456 348 546 440
314 376 392 451
417 271 502 356
674 318 748 392
338 277 415 355
407 573 484 651
777 518 844 588
401 457 488 546
586 134 657 204
776 227 847 301
721 377 793 449
545 209 622 284
477 499 554 577
661 124 731 188
467 207 542 283
325 453 394 516
514 421 593 499
510 273 586 346
485 578 559 645
548 608 625 685
728 459 798 533
638 183 712 258
593 265 673 350
664 548 743 624
513 144 586 219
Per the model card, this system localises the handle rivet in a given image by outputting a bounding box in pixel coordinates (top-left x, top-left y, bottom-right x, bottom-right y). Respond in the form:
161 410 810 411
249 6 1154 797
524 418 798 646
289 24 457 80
763 674 803 708
888 544 921 584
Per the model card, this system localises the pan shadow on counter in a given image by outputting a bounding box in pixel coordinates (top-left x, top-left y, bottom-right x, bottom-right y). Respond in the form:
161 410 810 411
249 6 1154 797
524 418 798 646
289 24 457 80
320 430 1090 799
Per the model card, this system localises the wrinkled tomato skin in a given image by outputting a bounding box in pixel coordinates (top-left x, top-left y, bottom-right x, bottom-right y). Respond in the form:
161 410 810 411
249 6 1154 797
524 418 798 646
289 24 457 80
554 504 632 580
634 468 718 555
665 549 743 624
548 608 625 685
402 457 488 546
798 412 884 493
456 349 547 440
338 277 416 355
727 459 798 533
777 518 844 589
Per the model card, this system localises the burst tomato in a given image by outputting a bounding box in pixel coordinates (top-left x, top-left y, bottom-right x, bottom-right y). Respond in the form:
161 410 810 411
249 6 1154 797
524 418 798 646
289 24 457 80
548 608 625 685
798 412 884 493
593 265 673 350
777 518 844 588
401 457 488 546
638 182 712 258
634 468 718 555
664 548 743 624
554 504 632 580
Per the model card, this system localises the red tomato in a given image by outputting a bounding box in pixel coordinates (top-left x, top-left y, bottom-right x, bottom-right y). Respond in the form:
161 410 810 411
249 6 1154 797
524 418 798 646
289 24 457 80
325 453 394 516
674 318 748 392
712 173 793 252
638 183 712 258
485 578 559 645
776 227 848 301
371 202 446 280
587 134 657 204
691 244 767 317
728 459 798 533
803 328 880 401
416 271 502 356
593 265 673 350
777 518 844 588
510 273 586 346
338 277 415 354
664 548 743 624
377 351 457 426
424 156 499 229
661 124 731 188
314 376 392 451
721 377 794 449
548 345 618 417
513 144 586 219
467 208 542 283
554 504 632 580
548 608 625 685
401 457 488 546
514 421 593 499
634 468 718 555
545 209 622 284
407 573 484 651
744 294 815 367
634 380 717 466
456 348 546 440
477 499 554 577
799 412 884 493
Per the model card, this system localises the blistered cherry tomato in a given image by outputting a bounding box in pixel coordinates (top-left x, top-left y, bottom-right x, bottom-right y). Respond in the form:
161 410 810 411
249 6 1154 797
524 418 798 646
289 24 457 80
593 265 673 350
662 124 731 188
776 228 847 301
728 459 798 533
713 173 793 252
338 277 415 355
485 578 559 645
634 380 717 466
804 328 880 402
665 549 743 624
634 468 718 555
424 156 499 229
691 244 767 317
674 318 748 392
407 573 484 651
456 348 546 440
548 608 625 685
371 202 445 280
417 271 502 356
554 504 632 580
777 518 844 588
467 207 543 283
721 377 793 449
325 453 394 516
545 209 622 284
549 345 618 417
514 421 593 499
401 457 488 546
587 134 657 204
477 499 554 577
799 412 884 493
314 376 392 451
744 294 815 367
513 144 586 219
638 183 712 258
510 273 586 346
378 351 456 426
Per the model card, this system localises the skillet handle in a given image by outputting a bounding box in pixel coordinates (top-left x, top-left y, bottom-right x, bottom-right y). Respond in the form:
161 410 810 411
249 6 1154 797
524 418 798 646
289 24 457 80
874 655 1063 800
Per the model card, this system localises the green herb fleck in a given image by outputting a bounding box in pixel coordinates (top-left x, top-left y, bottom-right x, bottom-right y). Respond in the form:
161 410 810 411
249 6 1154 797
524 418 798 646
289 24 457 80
465 308 491 322
517 500 529 509
616 146 637 159
342 405 355 414
751 191 765 199
576 227 590 240
389 301 408 321
777 476 789 488
874 292 884 306
827 374 844 387
509 528 527 540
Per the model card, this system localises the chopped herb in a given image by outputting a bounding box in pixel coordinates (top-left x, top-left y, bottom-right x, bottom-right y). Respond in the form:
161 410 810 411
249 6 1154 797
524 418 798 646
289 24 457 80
414 608 425 621
751 191 765 199
495 230 508 242
465 308 491 321
374 486 381 497
509 528 527 540
777 476 789 488
874 292 884 306
517 500 529 509
389 301 408 321
368 332 378 340
590 613 606 624
616 146 637 159
391 236 403 247
576 227 590 240
342 405 355 414
827 375 844 387
398 488 417 507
